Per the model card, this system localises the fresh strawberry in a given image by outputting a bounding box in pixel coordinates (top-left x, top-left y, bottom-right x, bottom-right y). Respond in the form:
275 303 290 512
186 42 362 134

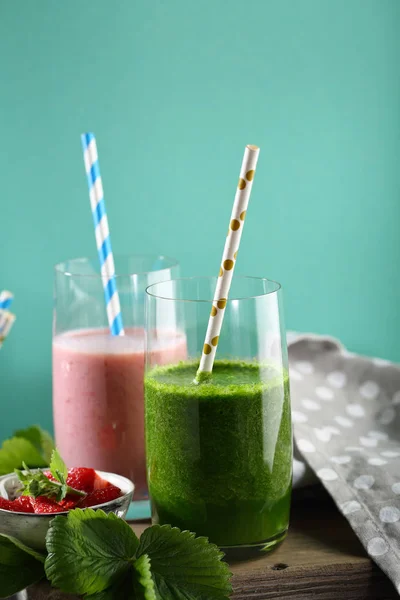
13 495 34 513
31 497 66 514
0 496 34 513
44 466 96 493
59 495 81 511
78 485 121 508
44 466 113 495
66 467 97 493
0 497 16 511
93 473 115 491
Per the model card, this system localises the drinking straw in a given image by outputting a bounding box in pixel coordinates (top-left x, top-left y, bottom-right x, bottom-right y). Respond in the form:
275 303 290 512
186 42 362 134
0 310 16 349
81 133 125 336
0 291 13 310
195 145 260 382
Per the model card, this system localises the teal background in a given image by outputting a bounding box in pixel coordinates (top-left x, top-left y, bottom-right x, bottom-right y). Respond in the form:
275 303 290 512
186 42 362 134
1 0 400 442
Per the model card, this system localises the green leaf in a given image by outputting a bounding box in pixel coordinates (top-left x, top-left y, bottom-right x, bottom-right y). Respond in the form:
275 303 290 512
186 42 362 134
45 508 140 595
16 467 62 500
0 533 46 563
50 448 68 484
39 429 56 463
15 460 85 501
14 425 55 462
133 554 156 600
85 570 136 600
0 533 45 598
0 437 48 476
86 561 156 600
14 425 43 449
137 525 232 600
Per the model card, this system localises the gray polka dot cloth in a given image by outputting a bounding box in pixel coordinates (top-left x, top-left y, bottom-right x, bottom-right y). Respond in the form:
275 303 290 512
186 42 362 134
288 334 400 595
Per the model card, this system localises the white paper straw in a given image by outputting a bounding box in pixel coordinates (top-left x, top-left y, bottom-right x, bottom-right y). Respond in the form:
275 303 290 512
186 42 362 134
196 145 260 381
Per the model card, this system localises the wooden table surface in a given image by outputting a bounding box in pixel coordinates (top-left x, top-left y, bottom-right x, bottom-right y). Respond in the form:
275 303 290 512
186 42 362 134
20 488 398 600
231 488 398 599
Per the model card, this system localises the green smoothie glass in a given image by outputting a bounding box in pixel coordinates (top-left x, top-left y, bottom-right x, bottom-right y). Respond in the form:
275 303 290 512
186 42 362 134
145 276 292 554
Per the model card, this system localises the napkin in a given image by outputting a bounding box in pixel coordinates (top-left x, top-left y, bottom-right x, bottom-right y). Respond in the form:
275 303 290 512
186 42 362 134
288 333 400 595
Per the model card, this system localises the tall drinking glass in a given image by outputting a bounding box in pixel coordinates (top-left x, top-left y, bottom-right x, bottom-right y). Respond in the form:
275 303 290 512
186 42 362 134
53 255 182 500
145 276 292 552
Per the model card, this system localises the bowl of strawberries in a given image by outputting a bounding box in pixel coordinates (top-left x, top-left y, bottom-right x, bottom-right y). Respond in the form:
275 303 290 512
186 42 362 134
0 451 134 550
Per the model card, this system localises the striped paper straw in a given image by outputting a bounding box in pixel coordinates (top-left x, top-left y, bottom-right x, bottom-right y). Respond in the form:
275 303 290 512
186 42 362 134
0 290 13 310
81 133 125 336
195 144 260 382
0 310 16 349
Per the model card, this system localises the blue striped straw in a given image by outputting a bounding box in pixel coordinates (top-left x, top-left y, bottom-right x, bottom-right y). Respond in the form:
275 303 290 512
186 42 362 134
81 133 125 336
0 291 13 310
0 310 16 349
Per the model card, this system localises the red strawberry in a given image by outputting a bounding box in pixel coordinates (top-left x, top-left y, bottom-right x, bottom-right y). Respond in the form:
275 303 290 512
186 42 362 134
93 472 113 491
0 496 34 513
66 467 96 493
31 497 65 514
13 496 34 513
78 485 121 508
44 467 114 495
59 495 81 511
0 497 16 511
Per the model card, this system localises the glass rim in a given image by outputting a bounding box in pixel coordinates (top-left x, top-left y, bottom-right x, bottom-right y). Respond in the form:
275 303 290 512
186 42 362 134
145 275 282 303
54 254 179 278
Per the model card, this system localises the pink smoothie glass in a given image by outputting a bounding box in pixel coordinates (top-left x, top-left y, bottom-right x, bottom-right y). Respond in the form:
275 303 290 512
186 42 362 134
52 255 185 501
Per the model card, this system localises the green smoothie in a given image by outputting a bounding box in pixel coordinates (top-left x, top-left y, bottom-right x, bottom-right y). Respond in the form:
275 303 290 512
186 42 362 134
145 359 292 548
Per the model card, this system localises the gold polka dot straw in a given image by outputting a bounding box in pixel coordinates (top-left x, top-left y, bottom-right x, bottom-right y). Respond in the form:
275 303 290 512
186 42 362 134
195 144 260 382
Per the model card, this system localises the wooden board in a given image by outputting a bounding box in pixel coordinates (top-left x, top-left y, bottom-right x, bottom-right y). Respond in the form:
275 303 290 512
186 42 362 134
18 488 398 599
229 488 398 599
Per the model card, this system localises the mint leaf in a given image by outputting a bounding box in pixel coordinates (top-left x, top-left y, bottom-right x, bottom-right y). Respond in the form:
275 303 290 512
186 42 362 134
0 437 48 476
0 534 45 598
45 508 140 595
50 448 68 484
133 554 156 600
14 425 55 463
137 525 232 600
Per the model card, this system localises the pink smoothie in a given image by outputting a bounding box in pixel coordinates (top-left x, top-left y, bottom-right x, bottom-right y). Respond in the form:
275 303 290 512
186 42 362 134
52 328 186 500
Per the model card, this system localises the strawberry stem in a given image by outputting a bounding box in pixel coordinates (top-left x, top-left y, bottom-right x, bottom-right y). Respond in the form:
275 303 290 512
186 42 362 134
65 485 86 498
15 464 86 502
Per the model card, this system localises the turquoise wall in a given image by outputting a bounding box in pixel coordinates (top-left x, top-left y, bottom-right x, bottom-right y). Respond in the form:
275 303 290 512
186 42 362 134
1 0 400 441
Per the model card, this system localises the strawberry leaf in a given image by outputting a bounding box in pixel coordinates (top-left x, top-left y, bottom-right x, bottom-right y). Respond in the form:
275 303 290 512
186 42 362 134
14 425 55 463
45 508 140 595
0 533 45 563
133 554 156 600
0 437 47 476
136 525 232 599
85 570 136 599
0 534 45 598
